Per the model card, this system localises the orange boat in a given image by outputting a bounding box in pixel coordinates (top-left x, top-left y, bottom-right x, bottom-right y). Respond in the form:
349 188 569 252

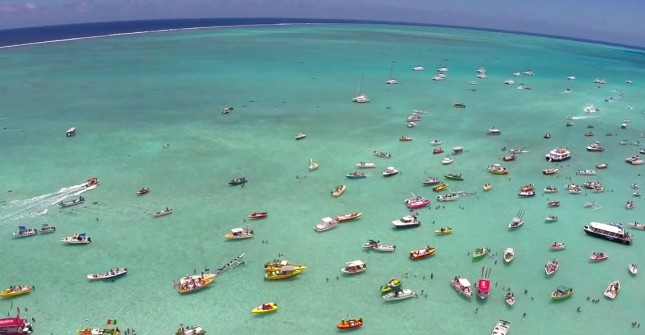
432 147 444 155
337 317 363 330
520 184 535 192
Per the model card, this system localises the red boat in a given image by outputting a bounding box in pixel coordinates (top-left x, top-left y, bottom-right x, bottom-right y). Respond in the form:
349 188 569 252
405 195 430 209
0 313 33 335
548 201 560 207
502 155 516 162
590 252 608 262
432 148 444 155
136 188 150 196
249 212 268 219
337 317 363 330
477 267 491 299
86 177 99 187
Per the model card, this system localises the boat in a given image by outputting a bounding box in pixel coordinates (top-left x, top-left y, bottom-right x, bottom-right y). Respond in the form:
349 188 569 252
508 210 524 230
586 143 604 152
502 155 516 162
548 201 560 207
264 260 307 272
351 92 369 103
61 233 92 244
434 227 453 235
550 242 566 250
453 102 466 108
0 285 31 298
407 122 416 128
331 184 346 197
596 162 608 169
392 215 420 229
176 274 215 294
542 168 558 175
87 268 128 280
405 194 430 209
473 247 490 259
520 183 534 191
509 147 528 154
628 222 645 230
382 288 417 301
423 177 441 186
444 173 463 181
39 224 56 233
583 222 632 245
0 313 33 334
483 183 493 191
224 225 254 240
629 264 638 275
335 212 362 223
153 208 173 217
626 201 635 209
544 133 551 139
568 187 582 194
346 171 366 179
430 139 442 146
66 126 77 137
249 212 268 219
589 252 608 262
308 159 319 171
545 259 559 276
451 276 473 298
452 146 464 154
337 317 363 330
477 267 491 300
603 281 620 300
488 164 508 175
222 106 234 114
373 151 391 158
264 265 302 280
433 183 448 192
412 65 425 71
78 328 120 335
362 239 396 252
409 246 437 260
503 248 514 263
432 147 444 155
584 131 593 137
382 167 399 177
229 177 248 185
441 157 454 165
12 226 37 238
385 64 398 85
517 190 535 197
545 215 558 222
491 320 511 335
577 169 597 176
59 196 85 207
85 177 99 187
436 192 459 202
355 162 376 169
174 325 206 335
487 127 501 135
625 155 645 165
545 147 572 162
136 188 150 195
341 260 367 274
551 285 573 300
399 136 412 142
505 293 516 306
314 217 339 232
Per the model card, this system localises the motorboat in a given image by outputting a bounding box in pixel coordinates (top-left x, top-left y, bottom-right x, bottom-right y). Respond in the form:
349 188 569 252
136 188 150 196
382 288 417 301
583 221 632 245
508 210 524 230
434 227 453 235
407 122 416 128
545 147 571 162
314 217 339 232
39 224 56 233
451 276 473 298
542 168 558 175
477 267 491 300
87 267 128 280
264 265 302 280
61 233 91 244
229 177 248 186
502 155 516 162
473 247 490 259
568 187 582 194
453 102 466 108
432 147 444 155
483 183 493 191
504 79 515 85
596 162 608 169
380 278 401 294
551 285 573 300
374 151 391 158
251 303 278 314
59 196 85 207
626 201 635 209
0 285 31 298
433 75 446 81
351 94 370 103
337 317 363 330
264 260 307 273
444 173 463 181
544 133 551 139
335 212 362 223
545 259 559 276
412 65 425 71
488 164 508 175
79 328 120 335
520 184 535 192
0 313 33 334
12 226 37 238
222 106 234 114
628 222 645 230
603 281 620 300
589 252 608 262
582 181 602 190
544 186 558 193
85 177 100 187
433 183 448 192
548 201 560 207
362 239 396 252
524 70 534 76
452 146 464 154
153 208 173 217
487 127 501 135
509 147 529 154
576 169 597 176
346 171 366 179
503 248 514 263
331 184 346 197
423 177 441 186
225 225 254 240
430 139 442 146
629 264 638 275
249 212 268 219
491 320 511 335
550 242 566 250
545 215 558 223
355 162 376 169
567 76 576 80
175 274 215 293
399 136 412 142
340 260 367 274
407 114 422 122
405 195 430 209
308 159 319 171
392 215 420 229
517 190 535 197
66 127 77 137
442 157 454 165
586 143 604 152
173 325 206 335
625 155 645 165
382 167 399 177
504 293 515 306
437 192 459 202
409 246 437 260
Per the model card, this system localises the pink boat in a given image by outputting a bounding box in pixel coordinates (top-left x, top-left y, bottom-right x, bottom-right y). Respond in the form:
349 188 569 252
550 242 566 250
405 195 430 209
590 252 608 262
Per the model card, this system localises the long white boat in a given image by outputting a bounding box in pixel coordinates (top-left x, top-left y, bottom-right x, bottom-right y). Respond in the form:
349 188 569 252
362 240 396 252
392 215 420 229
174 324 206 335
382 288 417 301
340 260 367 275
451 276 473 298
314 217 338 232
355 162 376 169
491 320 511 335
603 280 620 299
153 208 173 217
61 233 92 244
87 267 128 280
583 221 632 245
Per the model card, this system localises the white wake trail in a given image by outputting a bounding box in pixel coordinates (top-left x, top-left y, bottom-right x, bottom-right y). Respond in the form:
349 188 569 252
0 183 97 222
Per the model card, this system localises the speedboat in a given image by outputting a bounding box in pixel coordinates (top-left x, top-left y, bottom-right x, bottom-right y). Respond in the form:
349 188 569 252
545 259 558 276
362 239 396 252
542 168 558 175
423 177 441 186
392 215 420 229
87 267 128 280
340 260 367 274
551 285 573 300
351 95 370 103
548 201 560 207
625 155 645 165
508 210 524 230
85 177 100 187
335 212 362 223
433 183 448 192
596 162 608 169
13 226 37 238
412 65 425 71
452 146 464 154
505 293 515 306
331 184 346 197
586 143 604 152
405 195 430 209
517 190 535 197
225 225 254 240
491 320 511 335
136 188 150 195
264 260 307 273
567 76 576 80
576 169 597 176
399 136 412 142
382 288 417 301
248 212 268 219
61 233 91 244
550 242 566 250
590 252 608 262
545 215 558 223
346 171 366 179
430 139 442 146
39 224 56 233
504 79 515 85
502 155 516 162
382 167 399 177
229 177 248 186
251 303 278 314
442 157 454 165
437 192 459 202
503 248 514 263
603 281 620 300
264 266 302 281
355 162 376 169
629 264 638 275
153 208 173 217
59 196 85 207
409 246 437 260
314 217 338 232
451 276 473 298
432 147 444 155
374 151 391 158
337 317 363 330
487 127 501 135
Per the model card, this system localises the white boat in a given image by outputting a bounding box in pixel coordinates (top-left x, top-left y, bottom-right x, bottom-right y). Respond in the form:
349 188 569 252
352 95 369 103
382 167 399 177
583 105 598 113
59 196 85 207
412 65 425 71
385 64 398 84
586 143 604 152
153 208 173 217
524 70 534 76
225 225 254 240
356 162 376 169
432 75 445 81
436 192 459 202
407 113 422 122
374 151 391 158
505 292 516 306
442 157 454 165
545 147 571 162
174 325 206 335
382 288 417 301
513 72 521 77
451 276 473 298
603 281 620 300
542 168 558 175
545 215 558 223
12 226 38 238
314 217 338 232
626 201 635 209
362 239 396 252
437 67 449 73
576 169 596 176
407 122 416 128
629 264 638 275
487 127 501 135
87 267 128 280
294 133 306 140
491 320 511 335
544 186 559 193
545 259 558 276
340 260 367 275
61 233 92 244
308 159 319 171
503 248 514 263
430 139 442 146
508 210 524 230
625 155 645 165
567 76 576 80
392 215 420 229
452 146 464 154
504 79 515 85
517 190 535 197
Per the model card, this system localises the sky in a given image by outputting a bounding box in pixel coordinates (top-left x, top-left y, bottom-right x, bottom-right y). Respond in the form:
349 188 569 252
0 0 644 47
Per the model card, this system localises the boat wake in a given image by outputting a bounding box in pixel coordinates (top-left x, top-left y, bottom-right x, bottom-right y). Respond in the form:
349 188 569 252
0 183 96 222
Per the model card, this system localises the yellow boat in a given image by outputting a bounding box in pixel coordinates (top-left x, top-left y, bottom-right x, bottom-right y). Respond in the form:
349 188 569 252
175 274 215 294
331 184 346 197
433 183 448 192
264 260 307 272
435 227 453 235
251 302 279 314
264 266 302 280
0 285 31 298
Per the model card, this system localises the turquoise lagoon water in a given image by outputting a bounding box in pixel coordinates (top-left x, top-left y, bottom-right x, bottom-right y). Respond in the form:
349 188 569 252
0 24 644 334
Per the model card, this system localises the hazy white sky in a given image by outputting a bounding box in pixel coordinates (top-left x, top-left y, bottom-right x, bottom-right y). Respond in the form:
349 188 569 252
1 0 644 47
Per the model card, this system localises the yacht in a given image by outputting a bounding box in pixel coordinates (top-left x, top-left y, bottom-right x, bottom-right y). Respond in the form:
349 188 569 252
583 222 632 245
352 95 370 103
545 147 571 162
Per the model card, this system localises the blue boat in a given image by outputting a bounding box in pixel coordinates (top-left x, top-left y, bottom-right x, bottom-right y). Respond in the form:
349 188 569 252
346 172 367 179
